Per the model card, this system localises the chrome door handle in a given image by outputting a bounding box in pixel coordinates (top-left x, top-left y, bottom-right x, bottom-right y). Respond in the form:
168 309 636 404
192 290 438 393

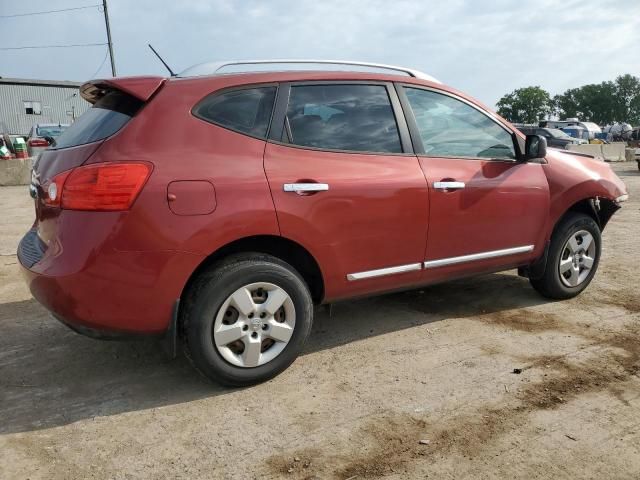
283 183 329 193
433 181 465 190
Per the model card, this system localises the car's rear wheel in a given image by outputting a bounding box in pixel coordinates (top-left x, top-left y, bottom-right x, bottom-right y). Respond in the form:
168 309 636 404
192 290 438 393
182 253 313 386
530 212 601 299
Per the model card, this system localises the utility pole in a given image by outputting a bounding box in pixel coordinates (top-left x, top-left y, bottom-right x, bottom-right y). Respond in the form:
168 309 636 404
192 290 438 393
102 0 116 76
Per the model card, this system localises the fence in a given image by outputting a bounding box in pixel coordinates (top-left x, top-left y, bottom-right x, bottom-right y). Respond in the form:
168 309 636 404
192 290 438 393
566 142 627 162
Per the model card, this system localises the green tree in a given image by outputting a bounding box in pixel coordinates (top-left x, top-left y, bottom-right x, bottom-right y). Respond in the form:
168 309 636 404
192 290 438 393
496 86 553 123
552 88 580 119
554 82 618 125
553 75 640 125
614 74 640 124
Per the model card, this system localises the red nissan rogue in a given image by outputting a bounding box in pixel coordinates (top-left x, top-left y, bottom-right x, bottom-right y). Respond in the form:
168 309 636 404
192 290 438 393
19 60 628 386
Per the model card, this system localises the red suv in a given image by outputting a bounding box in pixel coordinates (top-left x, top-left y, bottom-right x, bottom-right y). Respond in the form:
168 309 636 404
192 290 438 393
19 60 628 386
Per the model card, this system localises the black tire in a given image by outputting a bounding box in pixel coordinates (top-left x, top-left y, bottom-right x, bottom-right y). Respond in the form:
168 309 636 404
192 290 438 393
530 212 601 300
182 253 313 387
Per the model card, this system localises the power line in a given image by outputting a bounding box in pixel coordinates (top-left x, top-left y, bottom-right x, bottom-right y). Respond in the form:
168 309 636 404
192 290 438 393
102 0 116 76
0 1 116 78
0 4 101 19
0 43 107 51
90 48 109 78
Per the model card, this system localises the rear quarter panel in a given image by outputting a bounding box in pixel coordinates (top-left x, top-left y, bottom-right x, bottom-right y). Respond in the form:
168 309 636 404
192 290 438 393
86 77 281 257
26 76 284 332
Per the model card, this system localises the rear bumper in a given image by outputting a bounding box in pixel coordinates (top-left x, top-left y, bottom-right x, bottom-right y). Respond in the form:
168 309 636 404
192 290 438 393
18 220 204 335
52 312 151 340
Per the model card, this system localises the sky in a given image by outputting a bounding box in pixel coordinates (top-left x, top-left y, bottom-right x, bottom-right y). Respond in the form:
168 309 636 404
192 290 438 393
1 0 639 107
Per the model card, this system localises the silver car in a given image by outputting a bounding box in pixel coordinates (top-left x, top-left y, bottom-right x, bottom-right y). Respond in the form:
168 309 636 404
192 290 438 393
26 123 70 157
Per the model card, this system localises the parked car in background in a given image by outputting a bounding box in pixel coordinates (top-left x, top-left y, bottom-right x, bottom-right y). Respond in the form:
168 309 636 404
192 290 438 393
19 60 628 386
26 123 69 157
561 126 590 142
540 119 602 141
516 125 586 149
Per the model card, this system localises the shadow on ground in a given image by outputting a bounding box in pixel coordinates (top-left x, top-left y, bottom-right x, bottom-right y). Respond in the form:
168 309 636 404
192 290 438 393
0 273 549 434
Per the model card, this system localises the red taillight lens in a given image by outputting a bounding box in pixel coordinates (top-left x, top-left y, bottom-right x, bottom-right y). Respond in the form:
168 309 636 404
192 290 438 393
28 138 50 147
59 162 151 211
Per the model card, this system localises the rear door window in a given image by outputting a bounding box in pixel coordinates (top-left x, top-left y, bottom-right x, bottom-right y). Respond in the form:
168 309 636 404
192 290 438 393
193 87 276 139
53 90 142 149
283 84 403 153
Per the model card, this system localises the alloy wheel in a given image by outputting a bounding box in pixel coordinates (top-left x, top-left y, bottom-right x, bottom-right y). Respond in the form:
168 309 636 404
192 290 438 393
558 229 596 287
212 282 296 368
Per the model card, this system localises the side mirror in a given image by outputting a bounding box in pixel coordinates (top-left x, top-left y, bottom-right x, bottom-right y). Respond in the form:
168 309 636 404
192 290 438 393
524 134 547 161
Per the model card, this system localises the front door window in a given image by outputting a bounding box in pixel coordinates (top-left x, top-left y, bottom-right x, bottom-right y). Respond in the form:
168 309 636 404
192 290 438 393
403 87 516 160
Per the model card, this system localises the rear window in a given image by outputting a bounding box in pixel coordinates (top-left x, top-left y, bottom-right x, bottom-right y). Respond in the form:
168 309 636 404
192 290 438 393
52 91 142 150
193 87 277 139
36 125 67 137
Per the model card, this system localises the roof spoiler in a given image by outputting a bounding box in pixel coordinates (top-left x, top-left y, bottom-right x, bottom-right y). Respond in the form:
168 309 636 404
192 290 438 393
80 76 166 104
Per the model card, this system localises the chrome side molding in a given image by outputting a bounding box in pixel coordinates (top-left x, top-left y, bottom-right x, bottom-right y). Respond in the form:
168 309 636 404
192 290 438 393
346 263 422 281
423 245 534 269
346 245 535 280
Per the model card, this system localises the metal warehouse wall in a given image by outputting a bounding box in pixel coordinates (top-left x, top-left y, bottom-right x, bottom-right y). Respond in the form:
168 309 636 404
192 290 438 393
0 83 90 135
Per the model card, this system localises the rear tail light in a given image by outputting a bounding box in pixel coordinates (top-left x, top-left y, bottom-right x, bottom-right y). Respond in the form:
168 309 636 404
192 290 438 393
28 138 49 147
42 170 71 208
43 162 151 211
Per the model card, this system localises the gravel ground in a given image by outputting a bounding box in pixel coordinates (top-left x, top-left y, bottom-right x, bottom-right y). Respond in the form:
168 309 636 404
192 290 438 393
1 162 639 479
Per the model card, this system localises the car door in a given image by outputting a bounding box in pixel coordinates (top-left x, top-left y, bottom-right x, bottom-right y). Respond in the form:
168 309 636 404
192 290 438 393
397 85 550 283
264 82 429 301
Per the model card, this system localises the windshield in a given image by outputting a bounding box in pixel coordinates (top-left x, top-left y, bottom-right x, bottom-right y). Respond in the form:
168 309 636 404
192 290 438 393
36 126 68 137
547 128 573 139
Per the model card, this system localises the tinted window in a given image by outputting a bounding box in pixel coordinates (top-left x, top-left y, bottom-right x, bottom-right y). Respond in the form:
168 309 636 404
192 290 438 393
53 91 142 149
194 87 276 138
404 88 516 160
36 125 67 137
285 84 402 153
547 128 572 139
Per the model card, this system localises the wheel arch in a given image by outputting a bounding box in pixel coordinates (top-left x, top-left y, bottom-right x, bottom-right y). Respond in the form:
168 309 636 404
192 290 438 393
180 235 325 306
558 196 619 234
525 196 617 281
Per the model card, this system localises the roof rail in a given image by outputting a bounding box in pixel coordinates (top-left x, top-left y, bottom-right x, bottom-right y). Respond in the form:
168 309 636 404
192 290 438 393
178 59 441 84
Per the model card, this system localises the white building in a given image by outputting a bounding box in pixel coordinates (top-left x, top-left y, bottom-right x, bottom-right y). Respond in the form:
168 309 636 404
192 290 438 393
0 78 90 135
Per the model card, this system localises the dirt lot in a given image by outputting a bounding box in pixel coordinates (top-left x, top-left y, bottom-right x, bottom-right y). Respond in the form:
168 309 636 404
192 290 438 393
1 162 639 479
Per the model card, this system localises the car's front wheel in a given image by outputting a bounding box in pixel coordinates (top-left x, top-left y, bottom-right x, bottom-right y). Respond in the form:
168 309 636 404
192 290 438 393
530 212 601 299
182 253 313 386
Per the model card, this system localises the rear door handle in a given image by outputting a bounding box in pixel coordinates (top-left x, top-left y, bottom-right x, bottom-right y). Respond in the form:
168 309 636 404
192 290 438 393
283 183 329 193
433 181 465 190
